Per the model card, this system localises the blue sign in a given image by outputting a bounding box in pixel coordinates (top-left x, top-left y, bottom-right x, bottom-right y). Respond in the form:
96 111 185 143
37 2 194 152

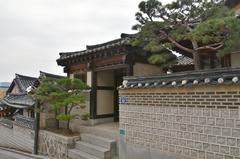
119 96 127 104
120 128 125 136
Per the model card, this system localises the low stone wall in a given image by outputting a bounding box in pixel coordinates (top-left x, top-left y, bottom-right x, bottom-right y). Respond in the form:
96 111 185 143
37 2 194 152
119 85 240 159
0 120 34 153
38 130 79 159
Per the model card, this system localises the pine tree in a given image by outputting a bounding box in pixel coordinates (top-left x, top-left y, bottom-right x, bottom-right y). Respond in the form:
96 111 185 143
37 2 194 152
31 78 88 131
131 0 240 70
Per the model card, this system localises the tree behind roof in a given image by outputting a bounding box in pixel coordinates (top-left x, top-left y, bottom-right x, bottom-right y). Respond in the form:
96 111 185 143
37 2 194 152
131 0 240 70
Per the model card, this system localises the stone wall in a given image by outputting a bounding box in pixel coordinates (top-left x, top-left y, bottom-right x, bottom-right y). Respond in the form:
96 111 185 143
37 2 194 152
38 130 79 159
119 85 240 159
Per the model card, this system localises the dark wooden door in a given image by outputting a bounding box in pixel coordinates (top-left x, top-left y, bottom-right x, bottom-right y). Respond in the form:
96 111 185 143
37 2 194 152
114 69 126 122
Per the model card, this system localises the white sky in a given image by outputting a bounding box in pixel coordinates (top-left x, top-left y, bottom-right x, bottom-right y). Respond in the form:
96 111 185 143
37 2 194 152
0 0 170 82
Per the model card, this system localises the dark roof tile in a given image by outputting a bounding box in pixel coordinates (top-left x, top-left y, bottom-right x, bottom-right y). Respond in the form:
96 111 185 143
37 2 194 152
120 67 240 89
3 93 34 108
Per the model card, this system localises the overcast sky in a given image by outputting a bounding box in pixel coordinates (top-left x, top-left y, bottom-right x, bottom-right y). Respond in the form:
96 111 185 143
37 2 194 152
0 0 170 82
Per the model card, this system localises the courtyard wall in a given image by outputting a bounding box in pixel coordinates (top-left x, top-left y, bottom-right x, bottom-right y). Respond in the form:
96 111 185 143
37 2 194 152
119 68 240 159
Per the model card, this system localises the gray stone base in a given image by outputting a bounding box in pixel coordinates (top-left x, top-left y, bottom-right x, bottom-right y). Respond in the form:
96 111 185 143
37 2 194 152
119 137 193 159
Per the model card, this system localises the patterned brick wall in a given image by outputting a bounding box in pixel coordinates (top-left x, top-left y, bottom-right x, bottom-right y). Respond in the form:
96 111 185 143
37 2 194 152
119 85 240 159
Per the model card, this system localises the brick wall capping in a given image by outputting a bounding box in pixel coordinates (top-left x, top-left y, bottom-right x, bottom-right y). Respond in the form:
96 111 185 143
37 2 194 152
119 67 240 89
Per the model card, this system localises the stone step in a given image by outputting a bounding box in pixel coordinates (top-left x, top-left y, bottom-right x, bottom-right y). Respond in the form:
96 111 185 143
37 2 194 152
75 141 111 159
68 149 100 159
80 133 116 149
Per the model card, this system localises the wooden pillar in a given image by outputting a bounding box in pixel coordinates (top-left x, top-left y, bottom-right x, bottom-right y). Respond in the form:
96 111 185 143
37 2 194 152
90 71 97 119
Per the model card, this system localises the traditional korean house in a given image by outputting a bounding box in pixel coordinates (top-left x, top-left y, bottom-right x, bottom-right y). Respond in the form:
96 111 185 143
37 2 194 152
1 74 37 119
57 34 193 124
0 71 64 120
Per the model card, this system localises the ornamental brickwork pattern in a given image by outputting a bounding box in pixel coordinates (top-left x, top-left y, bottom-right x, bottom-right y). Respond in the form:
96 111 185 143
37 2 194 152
119 88 240 159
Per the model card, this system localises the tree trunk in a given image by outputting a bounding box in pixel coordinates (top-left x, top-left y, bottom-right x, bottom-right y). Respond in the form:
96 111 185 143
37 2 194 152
67 119 70 131
55 111 59 129
193 51 201 70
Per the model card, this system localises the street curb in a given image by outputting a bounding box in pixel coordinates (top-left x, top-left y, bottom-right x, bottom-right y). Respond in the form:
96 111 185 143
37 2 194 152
0 146 48 159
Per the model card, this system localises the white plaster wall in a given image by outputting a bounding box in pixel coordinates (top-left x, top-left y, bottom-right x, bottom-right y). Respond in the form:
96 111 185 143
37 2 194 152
87 71 92 87
231 52 240 68
97 90 114 115
133 63 163 76
97 70 114 86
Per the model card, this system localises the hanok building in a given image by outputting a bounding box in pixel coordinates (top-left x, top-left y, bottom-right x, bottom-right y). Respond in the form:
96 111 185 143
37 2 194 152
0 71 64 120
57 34 193 124
1 74 37 119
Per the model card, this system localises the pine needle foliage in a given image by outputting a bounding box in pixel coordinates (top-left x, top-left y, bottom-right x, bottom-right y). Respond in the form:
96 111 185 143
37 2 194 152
31 78 88 130
131 0 240 70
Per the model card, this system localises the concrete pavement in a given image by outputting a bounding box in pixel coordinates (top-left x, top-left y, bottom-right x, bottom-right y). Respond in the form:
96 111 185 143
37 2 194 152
0 149 36 159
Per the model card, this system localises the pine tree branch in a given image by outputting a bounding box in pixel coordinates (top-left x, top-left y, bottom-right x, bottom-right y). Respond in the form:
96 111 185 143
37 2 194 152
196 42 224 51
165 34 195 54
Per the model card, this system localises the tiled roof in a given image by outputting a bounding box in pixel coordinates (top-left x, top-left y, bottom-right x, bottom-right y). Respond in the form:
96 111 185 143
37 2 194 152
0 100 7 109
57 37 130 66
2 93 34 108
176 56 193 65
120 67 240 89
13 74 38 93
39 71 65 79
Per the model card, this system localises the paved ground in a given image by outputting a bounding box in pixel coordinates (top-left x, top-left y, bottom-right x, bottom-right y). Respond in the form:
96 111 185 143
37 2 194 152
0 149 34 159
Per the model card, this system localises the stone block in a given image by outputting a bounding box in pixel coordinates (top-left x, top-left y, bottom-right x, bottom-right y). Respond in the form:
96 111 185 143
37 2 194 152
182 148 190 156
195 125 204 133
213 127 221 136
195 142 203 150
212 109 220 117
237 139 240 147
220 146 229 154
232 129 240 138
200 134 208 142
216 118 225 127
227 138 237 146
203 109 211 117
191 117 199 125
208 135 217 143
230 147 240 156
199 117 207 125
207 118 216 126
198 150 205 159
187 125 195 132
204 126 212 134
191 149 198 158
206 152 214 159
222 128 232 137
187 140 194 148
226 119 235 128
180 124 187 131
215 153 224 159
221 110 230 118
235 120 240 128
184 132 191 140
192 133 199 141
172 123 180 130
225 155 234 159
217 136 226 145
212 144 220 153
230 110 239 119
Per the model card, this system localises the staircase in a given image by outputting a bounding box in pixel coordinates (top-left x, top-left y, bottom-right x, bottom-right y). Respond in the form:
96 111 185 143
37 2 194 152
68 133 117 159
